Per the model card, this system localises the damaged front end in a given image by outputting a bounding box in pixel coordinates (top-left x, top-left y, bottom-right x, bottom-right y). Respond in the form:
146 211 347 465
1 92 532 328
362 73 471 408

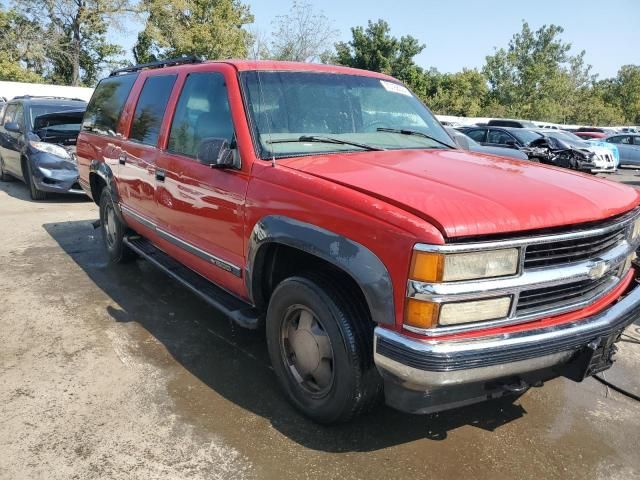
523 136 598 173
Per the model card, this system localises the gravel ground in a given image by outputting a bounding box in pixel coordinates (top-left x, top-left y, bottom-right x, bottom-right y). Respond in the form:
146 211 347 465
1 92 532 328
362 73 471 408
1 171 639 480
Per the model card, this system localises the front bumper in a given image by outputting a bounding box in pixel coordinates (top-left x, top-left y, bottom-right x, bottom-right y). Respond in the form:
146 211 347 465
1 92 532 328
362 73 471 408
32 164 84 194
374 282 640 414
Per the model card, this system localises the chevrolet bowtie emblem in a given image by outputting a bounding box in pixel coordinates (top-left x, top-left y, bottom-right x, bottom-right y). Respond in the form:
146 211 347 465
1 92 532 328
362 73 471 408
588 260 608 280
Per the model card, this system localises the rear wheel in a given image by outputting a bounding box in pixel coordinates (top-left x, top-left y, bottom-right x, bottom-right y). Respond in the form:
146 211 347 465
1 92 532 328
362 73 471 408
99 187 136 264
25 161 46 200
266 274 382 424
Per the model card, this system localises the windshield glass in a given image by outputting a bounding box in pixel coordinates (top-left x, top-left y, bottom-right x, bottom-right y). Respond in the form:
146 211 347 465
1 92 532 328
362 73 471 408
510 129 543 146
29 104 84 130
241 71 453 158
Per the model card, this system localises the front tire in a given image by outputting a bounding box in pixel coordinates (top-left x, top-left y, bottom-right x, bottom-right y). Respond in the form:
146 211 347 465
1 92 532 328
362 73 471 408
25 161 46 200
0 155 12 182
266 274 382 424
99 188 136 264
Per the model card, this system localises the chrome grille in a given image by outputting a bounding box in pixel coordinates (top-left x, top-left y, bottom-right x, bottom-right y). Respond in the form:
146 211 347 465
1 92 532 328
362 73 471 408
516 272 618 316
409 208 639 336
524 227 627 268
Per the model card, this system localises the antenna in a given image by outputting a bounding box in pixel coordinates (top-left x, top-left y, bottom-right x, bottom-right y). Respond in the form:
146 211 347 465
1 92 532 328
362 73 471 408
254 63 276 167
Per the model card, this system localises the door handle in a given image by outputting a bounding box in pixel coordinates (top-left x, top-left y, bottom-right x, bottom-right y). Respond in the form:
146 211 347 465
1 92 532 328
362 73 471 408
156 169 166 182
119 153 126 165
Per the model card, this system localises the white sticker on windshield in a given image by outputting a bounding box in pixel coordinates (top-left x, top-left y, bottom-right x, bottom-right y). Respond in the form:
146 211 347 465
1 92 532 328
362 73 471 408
380 80 411 96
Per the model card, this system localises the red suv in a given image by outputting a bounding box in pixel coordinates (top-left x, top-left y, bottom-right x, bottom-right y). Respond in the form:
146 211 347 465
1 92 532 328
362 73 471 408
77 57 640 423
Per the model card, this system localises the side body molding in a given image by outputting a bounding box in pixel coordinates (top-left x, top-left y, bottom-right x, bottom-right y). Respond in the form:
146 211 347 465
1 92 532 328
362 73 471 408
246 216 395 325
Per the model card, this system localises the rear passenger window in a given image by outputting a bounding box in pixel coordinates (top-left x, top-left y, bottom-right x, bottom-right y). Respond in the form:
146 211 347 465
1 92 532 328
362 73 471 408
82 74 137 136
168 72 234 158
129 75 176 146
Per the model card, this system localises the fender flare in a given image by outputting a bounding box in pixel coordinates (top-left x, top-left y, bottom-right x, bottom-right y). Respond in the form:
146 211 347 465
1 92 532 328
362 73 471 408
89 160 125 221
246 215 395 325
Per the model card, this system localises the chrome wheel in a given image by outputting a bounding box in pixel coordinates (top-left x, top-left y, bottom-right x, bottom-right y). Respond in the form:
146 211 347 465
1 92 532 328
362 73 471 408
280 305 334 396
104 204 117 249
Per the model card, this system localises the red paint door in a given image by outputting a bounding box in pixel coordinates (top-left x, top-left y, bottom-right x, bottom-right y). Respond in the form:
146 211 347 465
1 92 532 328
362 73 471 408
118 73 177 222
154 66 251 296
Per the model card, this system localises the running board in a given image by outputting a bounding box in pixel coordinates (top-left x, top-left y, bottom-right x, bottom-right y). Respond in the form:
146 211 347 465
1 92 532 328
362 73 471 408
123 236 259 329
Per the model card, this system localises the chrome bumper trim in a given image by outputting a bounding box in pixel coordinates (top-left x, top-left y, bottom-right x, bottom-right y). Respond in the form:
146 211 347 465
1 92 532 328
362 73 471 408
374 283 640 389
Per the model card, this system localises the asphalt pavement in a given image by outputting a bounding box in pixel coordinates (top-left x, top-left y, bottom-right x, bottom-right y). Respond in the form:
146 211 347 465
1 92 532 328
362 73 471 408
0 172 639 480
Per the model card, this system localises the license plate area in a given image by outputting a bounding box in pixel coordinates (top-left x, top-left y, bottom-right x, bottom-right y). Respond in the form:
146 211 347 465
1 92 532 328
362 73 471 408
562 330 622 382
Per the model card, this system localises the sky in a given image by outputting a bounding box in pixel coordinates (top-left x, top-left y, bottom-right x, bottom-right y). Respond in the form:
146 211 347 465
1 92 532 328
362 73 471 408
116 0 639 79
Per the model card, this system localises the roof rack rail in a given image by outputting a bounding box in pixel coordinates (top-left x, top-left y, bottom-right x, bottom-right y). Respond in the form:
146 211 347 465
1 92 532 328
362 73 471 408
11 95 86 102
109 56 204 76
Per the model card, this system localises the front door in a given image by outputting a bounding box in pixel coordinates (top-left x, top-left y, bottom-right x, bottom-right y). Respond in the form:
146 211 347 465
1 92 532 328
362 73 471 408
155 69 249 293
118 74 177 222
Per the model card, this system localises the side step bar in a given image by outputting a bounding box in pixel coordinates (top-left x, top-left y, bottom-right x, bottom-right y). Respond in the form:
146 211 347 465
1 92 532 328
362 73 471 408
123 236 260 329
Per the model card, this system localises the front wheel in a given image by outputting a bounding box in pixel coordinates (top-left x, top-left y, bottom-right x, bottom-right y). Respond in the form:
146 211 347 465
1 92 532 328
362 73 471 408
0 155 12 182
266 274 382 424
99 188 136 264
25 161 46 200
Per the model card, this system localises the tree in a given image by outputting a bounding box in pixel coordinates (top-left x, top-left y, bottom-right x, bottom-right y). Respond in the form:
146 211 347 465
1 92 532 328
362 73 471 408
334 19 425 91
268 1 337 62
13 0 132 86
482 22 593 122
133 0 253 61
614 65 640 124
0 7 45 82
423 69 488 117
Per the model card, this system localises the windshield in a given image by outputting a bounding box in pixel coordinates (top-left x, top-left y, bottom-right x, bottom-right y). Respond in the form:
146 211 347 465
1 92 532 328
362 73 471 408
29 104 85 130
240 71 453 158
510 129 543 146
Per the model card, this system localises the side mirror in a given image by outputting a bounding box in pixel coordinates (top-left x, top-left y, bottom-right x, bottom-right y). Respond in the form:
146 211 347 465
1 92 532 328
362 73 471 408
196 138 235 168
505 140 517 148
4 121 21 133
452 133 470 150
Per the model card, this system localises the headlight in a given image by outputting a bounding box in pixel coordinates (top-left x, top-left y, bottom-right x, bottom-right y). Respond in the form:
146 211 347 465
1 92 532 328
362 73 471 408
630 217 640 241
410 248 519 282
405 296 512 329
30 141 71 160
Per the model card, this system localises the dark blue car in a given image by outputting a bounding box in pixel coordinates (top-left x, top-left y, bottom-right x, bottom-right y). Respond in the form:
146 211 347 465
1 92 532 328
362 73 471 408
0 96 87 199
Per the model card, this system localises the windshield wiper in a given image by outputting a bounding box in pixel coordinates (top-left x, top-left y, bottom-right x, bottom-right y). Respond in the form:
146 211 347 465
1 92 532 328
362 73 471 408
267 135 384 151
376 127 455 149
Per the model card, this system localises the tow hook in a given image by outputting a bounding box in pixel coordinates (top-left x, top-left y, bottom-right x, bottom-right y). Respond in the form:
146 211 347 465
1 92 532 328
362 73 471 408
501 379 529 394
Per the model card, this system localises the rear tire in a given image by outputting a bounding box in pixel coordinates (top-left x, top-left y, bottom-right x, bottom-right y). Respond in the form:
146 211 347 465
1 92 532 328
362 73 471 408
99 188 136 264
25 161 46 200
266 274 382 424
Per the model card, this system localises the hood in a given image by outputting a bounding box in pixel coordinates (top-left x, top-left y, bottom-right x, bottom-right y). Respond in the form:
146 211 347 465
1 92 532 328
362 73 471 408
33 109 85 130
280 149 640 239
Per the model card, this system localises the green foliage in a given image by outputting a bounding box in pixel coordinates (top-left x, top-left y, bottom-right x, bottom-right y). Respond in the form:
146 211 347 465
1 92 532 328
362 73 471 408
13 0 131 86
0 7 45 82
334 19 426 89
133 0 254 61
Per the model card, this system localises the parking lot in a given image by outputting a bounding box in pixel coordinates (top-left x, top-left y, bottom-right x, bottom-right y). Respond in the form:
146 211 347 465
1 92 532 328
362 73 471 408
1 172 639 480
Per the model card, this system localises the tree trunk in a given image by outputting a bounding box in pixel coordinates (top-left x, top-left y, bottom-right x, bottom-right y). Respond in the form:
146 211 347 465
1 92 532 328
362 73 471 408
71 18 81 86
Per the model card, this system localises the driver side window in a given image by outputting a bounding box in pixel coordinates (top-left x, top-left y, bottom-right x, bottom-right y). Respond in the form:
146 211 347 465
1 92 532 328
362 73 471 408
488 129 515 145
168 72 234 158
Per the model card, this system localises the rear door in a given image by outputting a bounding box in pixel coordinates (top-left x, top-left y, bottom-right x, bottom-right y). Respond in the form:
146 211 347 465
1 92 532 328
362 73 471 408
154 65 250 294
0 103 18 175
2 103 26 175
117 73 177 224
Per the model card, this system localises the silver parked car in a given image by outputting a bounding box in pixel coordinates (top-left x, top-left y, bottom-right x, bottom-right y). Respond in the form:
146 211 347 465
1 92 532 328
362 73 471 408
605 134 640 167
445 127 529 160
